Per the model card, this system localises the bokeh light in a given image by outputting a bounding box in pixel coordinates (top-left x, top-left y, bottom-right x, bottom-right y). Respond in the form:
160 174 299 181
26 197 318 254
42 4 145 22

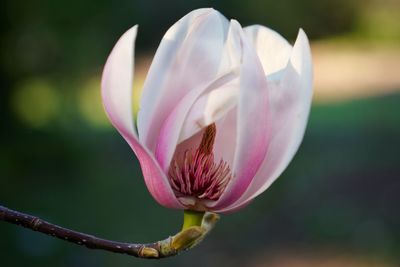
10 78 60 128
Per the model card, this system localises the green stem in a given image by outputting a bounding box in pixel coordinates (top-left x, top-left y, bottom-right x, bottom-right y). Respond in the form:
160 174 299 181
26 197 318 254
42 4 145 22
181 210 205 230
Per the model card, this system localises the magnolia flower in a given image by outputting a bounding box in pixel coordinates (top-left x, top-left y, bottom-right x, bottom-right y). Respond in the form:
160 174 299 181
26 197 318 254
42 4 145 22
101 8 312 214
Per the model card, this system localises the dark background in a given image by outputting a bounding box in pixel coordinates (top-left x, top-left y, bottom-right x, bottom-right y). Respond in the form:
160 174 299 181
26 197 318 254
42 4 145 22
1 0 399 266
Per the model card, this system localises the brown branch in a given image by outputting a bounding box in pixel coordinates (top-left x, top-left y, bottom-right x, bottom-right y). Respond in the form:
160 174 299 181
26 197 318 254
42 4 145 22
0 205 219 259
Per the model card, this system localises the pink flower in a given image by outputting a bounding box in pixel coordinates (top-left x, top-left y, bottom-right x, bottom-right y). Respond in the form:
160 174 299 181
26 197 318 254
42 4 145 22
101 8 313 213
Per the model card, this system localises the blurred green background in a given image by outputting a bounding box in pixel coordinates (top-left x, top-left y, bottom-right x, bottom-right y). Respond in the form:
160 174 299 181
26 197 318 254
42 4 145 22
1 0 400 266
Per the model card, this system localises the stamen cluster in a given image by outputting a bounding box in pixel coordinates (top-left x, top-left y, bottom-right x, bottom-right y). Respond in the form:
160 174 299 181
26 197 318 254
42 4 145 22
169 149 231 201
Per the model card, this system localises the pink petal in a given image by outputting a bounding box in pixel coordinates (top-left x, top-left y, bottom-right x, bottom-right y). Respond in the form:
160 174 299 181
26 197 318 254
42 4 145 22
218 29 313 213
210 20 270 210
137 8 230 153
101 26 183 209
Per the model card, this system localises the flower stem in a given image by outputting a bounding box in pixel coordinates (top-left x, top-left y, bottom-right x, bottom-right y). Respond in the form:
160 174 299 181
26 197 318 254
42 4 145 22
0 204 219 259
182 210 205 230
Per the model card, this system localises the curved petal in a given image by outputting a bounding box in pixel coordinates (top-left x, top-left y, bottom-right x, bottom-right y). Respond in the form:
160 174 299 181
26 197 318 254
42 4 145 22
178 77 239 143
102 26 137 136
137 8 230 152
155 70 238 171
219 29 313 213
210 20 270 210
101 26 183 209
171 78 239 169
244 25 292 76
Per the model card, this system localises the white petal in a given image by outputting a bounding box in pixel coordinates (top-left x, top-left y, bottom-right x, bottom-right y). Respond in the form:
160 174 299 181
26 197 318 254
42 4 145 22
178 77 239 142
244 25 292 76
102 26 137 136
220 29 313 212
211 20 270 209
174 19 249 169
137 8 230 152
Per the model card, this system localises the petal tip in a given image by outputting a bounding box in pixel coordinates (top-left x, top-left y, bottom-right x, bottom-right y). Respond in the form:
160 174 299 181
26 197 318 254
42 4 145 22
297 28 310 47
230 19 242 28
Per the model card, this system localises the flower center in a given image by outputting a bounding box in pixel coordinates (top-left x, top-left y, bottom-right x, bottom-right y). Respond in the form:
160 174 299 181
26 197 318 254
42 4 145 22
168 124 231 203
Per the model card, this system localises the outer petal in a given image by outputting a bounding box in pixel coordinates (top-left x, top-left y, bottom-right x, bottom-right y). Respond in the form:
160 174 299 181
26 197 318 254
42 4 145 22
137 8 229 152
101 26 183 209
219 29 313 213
244 25 292 75
210 20 270 209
